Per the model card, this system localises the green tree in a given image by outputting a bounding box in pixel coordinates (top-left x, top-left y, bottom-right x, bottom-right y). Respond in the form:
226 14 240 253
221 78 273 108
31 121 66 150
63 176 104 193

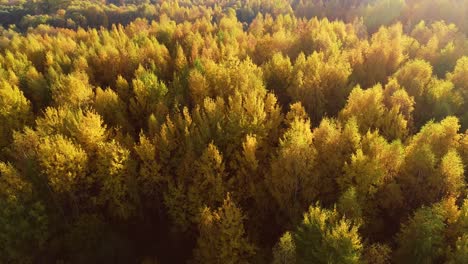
294 204 362 264
395 204 446 263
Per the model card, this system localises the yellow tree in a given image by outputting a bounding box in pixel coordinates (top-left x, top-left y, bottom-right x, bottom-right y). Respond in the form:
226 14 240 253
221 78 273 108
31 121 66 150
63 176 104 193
447 56 468 128
129 65 168 131
311 118 361 205
288 51 351 123
340 84 411 140
293 204 363 264
399 117 464 211
0 81 33 150
188 143 226 222
266 103 317 223
50 71 94 108
193 194 255 264
94 140 136 220
0 162 49 263
352 23 406 88
36 134 88 197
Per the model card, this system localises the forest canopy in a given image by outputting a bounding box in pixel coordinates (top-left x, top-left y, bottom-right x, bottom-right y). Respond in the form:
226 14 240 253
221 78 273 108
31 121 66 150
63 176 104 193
0 0 467 263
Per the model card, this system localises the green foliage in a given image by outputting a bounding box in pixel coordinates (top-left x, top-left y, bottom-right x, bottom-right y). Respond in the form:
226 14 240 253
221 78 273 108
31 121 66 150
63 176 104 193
395 205 446 263
294 204 362 264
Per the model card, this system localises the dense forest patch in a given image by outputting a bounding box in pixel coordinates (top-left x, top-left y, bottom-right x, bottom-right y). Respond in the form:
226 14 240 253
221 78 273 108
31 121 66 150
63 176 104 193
0 1 467 263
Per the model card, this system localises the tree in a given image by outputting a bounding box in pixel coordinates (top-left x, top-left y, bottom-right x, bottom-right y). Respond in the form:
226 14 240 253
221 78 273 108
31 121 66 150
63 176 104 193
337 131 404 238
294 204 362 264
311 118 361 204
0 81 33 150
129 65 168 131
362 243 391 264
447 235 468 264
173 44 187 73
188 57 266 107
336 187 363 224
134 134 163 207
93 140 136 220
447 56 468 128
409 21 466 77
395 202 447 263
50 71 94 108
340 82 414 140
36 134 88 196
352 24 406 88
187 143 227 224
339 131 403 198
193 194 254 264
262 52 293 106
448 56 468 102
382 78 415 133
0 162 49 263
272 231 296 264
399 117 464 210
94 87 129 132
266 103 316 223
425 78 463 124
288 51 351 123
230 134 260 205
34 107 107 154
393 59 433 99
